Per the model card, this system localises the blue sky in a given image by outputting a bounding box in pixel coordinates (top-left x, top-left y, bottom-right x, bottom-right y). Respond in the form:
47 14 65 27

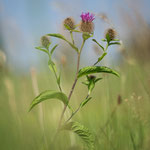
0 0 150 72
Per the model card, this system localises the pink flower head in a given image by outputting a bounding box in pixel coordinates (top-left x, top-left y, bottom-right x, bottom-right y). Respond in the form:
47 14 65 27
80 12 95 23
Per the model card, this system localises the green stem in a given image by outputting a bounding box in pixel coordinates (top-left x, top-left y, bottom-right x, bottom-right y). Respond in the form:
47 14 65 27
57 39 85 130
49 55 62 92
70 31 74 45
93 42 109 66
65 93 90 124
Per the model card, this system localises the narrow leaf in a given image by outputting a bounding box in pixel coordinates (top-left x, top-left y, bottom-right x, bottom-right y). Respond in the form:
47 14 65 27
82 81 89 86
80 97 92 108
92 39 104 51
82 33 92 41
97 52 107 62
47 33 66 40
78 66 120 78
64 24 72 30
35 47 49 55
72 30 83 33
112 39 120 41
101 39 107 42
63 121 95 149
50 44 58 55
95 77 102 83
57 71 61 85
109 42 121 46
47 33 78 53
48 60 57 73
29 90 69 111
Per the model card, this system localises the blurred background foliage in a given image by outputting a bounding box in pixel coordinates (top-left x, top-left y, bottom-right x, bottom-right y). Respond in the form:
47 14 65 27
0 0 150 149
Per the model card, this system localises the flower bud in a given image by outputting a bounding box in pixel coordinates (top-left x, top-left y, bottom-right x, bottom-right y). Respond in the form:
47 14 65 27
88 75 96 80
105 28 116 40
63 17 75 30
40 36 50 48
80 21 94 33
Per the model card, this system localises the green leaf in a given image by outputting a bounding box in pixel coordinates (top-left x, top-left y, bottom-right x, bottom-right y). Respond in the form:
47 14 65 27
82 81 89 86
72 30 83 33
50 44 58 55
95 77 102 83
92 39 104 51
46 42 51 50
78 66 120 78
35 47 49 55
112 39 120 41
47 33 78 53
106 33 111 43
48 59 57 73
57 71 61 85
82 33 92 41
109 42 121 46
97 52 107 62
64 24 72 30
62 121 95 149
47 33 66 40
101 39 107 42
29 90 69 111
80 97 92 108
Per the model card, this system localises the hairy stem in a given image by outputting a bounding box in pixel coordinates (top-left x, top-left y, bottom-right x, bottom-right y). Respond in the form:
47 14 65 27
57 40 85 130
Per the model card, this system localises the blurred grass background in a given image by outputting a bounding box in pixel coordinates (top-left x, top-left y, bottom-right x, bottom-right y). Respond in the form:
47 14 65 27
0 0 150 150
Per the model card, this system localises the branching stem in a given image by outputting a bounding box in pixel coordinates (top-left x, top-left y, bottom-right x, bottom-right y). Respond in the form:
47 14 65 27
70 31 75 45
94 42 109 66
65 94 90 123
57 39 85 130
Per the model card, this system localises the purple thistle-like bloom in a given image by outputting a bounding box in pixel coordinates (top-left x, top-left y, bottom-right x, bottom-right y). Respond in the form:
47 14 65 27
80 12 95 23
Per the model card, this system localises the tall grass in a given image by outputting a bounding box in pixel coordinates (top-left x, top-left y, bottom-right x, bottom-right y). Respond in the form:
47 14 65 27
0 58 150 150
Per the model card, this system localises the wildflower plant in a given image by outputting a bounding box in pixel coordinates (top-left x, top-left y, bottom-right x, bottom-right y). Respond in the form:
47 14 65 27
29 12 121 149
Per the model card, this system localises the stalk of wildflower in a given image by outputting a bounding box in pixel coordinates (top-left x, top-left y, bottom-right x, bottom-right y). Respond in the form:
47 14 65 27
93 28 118 66
57 12 95 130
63 17 76 45
79 12 95 34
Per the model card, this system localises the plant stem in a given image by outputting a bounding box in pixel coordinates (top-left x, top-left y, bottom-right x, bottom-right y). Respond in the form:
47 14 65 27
52 65 62 92
65 94 90 123
49 57 62 92
64 41 109 123
57 40 85 130
70 31 74 45
93 42 109 66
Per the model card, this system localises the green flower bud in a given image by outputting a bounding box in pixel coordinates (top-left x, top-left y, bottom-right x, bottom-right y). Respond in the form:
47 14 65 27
79 21 94 33
105 28 116 41
40 36 51 48
63 17 75 30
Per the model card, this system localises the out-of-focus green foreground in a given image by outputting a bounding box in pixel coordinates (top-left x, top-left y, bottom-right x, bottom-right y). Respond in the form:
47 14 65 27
0 59 150 150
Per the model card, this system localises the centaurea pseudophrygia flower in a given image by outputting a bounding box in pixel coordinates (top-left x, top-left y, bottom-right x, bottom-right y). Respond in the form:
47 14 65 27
80 12 95 33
